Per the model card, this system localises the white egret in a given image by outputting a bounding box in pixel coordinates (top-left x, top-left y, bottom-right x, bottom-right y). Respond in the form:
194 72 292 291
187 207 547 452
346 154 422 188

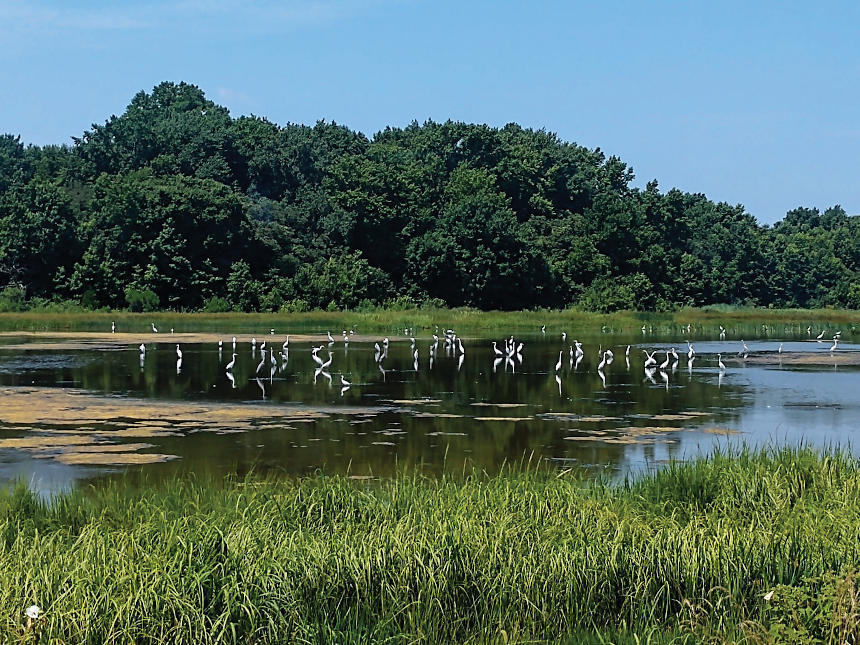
457 337 465 355
492 341 503 356
541 325 546 333
232 336 237 350
605 348 614 359
327 331 335 344
718 354 726 371
562 331 567 342
625 345 630 356
139 343 146 354
256 354 266 374
643 350 656 367
816 330 825 339
555 374 562 396
554 351 562 372
659 352 670 370
321 352 333 369
175 344 182 360
778 343 783 354
830 338 839 352
111 321 115 333
597 351 608 371
218 339 223 349
311 348 324 367
226 353 237 371
341 375 351 386
283 336 290 350
738 340 749 356
151 323 158 333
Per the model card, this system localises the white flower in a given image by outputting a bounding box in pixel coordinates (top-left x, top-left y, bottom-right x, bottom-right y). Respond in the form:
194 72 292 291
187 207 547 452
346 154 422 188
25 605 41 620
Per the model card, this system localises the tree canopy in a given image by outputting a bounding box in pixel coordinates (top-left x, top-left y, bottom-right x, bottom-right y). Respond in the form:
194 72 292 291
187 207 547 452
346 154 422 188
1 81 856 311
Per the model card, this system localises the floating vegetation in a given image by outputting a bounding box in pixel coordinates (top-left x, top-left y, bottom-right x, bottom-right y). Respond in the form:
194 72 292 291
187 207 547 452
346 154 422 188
411 412 465 419
702 426 742 435
470 402 529 408
56 452 177 465
474 417 532 422
0 387 384 468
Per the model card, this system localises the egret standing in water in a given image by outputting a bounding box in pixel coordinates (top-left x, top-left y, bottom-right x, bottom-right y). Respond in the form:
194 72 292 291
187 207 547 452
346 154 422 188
554 351 562 372
226 353 237 371
718 354 726 371
175 344 182 360
597 351 608 371
111 321 115 333
151 323 158 333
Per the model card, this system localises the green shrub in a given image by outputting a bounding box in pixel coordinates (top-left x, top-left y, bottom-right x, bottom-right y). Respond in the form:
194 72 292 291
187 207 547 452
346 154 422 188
0 286 27 312
201 296 232 313
124 287 159 312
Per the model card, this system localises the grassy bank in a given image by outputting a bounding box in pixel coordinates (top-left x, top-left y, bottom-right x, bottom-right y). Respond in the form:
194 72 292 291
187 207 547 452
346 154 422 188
1 448 859 643
0 307 858 337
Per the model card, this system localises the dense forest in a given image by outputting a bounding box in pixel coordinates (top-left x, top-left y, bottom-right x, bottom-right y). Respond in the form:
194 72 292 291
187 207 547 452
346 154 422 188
1 82 857 312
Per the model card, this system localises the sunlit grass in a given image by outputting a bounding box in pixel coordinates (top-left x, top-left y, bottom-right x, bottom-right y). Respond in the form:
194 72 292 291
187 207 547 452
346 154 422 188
0 447 858 642
0 307 858 336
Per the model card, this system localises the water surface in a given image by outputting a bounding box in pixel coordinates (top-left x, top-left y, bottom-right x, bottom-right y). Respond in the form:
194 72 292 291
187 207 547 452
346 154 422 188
0 322 858 493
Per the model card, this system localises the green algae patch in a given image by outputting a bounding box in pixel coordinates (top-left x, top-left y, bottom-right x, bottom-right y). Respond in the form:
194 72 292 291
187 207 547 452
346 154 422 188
56 452 178 465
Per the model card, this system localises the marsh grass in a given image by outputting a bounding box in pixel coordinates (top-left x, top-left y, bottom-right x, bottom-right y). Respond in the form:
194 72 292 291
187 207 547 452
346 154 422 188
0 307 858 337
0 447 859 643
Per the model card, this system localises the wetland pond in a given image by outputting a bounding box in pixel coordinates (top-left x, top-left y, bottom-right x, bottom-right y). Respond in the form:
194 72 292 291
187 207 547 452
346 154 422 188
0 319 858 494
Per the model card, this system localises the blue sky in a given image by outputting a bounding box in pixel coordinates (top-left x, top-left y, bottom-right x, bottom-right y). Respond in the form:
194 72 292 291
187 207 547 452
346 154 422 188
1 0 858 223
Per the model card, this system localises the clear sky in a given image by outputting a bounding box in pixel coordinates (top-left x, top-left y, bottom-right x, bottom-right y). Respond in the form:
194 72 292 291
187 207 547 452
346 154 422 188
1 0 858 223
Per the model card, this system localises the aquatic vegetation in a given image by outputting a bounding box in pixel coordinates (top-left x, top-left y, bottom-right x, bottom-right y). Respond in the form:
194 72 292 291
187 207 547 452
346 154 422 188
0 447 857 643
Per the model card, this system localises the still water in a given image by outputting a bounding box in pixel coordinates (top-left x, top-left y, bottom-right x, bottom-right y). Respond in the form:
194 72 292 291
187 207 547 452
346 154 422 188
0 324 858 492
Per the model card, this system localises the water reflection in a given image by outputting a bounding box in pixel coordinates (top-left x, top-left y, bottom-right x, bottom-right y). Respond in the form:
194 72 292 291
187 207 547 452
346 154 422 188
0 327 858 493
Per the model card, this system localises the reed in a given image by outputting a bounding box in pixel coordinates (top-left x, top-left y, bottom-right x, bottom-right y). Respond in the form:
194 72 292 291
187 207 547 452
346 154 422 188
0 307 858 336
0 447 858 643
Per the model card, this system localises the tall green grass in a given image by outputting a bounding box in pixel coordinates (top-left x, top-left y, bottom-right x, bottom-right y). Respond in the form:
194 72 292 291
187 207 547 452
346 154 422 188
0 307 858 336
0 447 859 643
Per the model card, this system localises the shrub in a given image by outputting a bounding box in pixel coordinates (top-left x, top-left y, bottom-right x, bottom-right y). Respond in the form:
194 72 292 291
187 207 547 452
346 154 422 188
202 296 232 313
124 287 160 312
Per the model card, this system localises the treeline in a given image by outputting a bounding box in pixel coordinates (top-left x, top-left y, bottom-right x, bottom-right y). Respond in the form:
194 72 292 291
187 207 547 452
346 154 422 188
1 81 858 312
